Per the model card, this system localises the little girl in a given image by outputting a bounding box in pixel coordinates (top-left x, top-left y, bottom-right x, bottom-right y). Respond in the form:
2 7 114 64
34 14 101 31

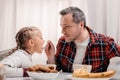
0 26 46 77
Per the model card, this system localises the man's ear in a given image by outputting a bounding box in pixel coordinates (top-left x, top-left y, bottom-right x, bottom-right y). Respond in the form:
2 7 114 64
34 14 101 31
79 21 84 28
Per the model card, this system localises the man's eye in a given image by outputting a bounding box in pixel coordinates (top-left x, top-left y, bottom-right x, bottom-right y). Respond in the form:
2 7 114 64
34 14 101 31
64 26 70 29
40 37 43 39
65 26 69 28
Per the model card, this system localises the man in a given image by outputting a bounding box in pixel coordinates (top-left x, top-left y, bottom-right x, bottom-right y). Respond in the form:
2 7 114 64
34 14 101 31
45 7 120 73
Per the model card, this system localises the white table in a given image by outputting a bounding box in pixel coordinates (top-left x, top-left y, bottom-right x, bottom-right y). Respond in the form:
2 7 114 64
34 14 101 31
6 77 32 80
6 73 119 80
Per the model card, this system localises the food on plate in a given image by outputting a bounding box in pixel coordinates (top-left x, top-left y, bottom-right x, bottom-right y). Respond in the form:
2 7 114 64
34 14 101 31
28 64 58 73
72 66 116 78
88 70 116 78
48 66 54 70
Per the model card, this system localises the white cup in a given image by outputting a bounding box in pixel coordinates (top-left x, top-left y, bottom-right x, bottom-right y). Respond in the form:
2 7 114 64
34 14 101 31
107 57 120 79
73 64 92 72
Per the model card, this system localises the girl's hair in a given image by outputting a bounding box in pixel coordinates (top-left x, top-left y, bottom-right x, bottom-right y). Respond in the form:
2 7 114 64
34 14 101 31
8 26 39 55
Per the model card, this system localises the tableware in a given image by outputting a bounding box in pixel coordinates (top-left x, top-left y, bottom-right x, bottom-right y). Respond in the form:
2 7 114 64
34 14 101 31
107 57 120 79
27 71 59 80
67 75 112 80
73 64 92 72
27 64 59 80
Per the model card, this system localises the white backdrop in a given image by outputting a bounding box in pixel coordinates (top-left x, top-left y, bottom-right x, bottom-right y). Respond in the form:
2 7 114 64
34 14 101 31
87 0 120 44
0 0 120 51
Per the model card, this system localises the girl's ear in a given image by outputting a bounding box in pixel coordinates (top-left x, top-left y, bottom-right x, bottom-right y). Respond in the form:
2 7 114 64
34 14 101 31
28 39 34 47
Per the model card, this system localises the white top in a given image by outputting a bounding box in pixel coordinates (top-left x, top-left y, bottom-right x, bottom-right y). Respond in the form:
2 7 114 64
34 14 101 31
0 49 47 77
31 52 47 65
74 37 89 64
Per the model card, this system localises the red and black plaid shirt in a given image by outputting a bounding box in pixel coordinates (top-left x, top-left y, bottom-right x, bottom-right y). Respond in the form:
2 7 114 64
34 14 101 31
55 26 120 72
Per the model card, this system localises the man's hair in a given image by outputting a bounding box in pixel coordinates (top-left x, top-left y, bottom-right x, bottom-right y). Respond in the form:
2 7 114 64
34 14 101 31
60 7 86 27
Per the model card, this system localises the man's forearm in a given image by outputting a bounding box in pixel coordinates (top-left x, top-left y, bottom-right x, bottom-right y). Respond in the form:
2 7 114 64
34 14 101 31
47 56 55 64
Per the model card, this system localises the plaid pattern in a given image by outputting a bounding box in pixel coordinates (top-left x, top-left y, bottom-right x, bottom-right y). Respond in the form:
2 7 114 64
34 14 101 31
55 26 120 72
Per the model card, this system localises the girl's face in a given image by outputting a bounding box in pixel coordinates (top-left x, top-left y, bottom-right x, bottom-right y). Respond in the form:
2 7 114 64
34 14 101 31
30 30 45 53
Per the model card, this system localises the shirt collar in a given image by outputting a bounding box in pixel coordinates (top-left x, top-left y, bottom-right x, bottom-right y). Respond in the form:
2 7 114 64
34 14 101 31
86 26 99 44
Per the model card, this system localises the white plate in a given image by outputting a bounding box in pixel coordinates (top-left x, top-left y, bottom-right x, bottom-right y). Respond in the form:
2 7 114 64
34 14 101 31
67 75 112 80
27 71 59 80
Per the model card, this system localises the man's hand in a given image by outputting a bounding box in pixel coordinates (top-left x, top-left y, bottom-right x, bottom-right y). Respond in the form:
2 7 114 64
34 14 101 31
45 40 55 64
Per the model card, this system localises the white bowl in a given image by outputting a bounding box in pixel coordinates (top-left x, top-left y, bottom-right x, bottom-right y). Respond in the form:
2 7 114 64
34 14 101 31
73 64 92 72
27 71 59 80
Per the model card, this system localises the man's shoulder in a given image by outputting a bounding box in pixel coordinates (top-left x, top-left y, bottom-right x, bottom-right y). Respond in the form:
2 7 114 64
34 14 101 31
98 33 114 41
86 26 114 42
58 36 66 42
59 36 65 40
94 33 115 44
